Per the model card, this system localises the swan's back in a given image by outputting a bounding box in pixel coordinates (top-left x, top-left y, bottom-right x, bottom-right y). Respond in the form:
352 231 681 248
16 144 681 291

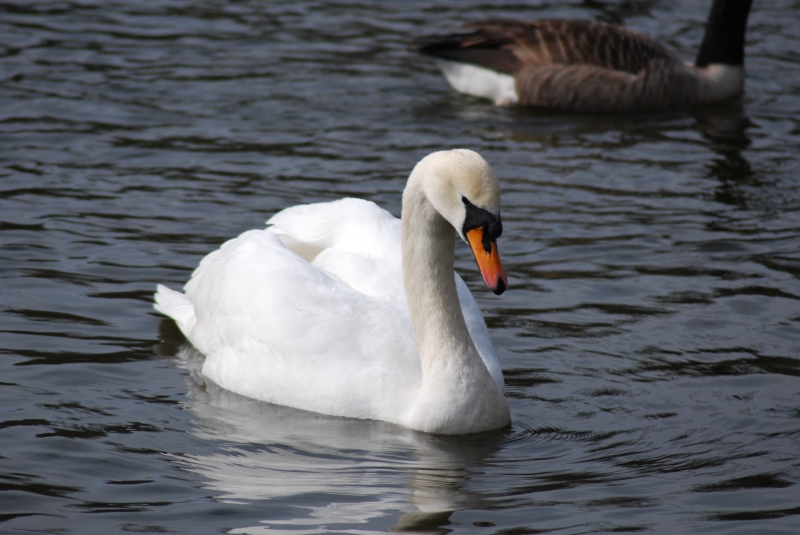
267 198 405 300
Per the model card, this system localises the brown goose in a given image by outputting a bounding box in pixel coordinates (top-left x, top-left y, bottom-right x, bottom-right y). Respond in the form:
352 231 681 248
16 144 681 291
409 0 753 112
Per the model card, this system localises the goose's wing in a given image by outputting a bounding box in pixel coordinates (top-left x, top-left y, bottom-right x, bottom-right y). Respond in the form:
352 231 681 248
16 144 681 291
411 19 680 75
412 19 691 112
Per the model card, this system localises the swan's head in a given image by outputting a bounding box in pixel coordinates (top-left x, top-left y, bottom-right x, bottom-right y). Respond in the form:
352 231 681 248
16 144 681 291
410 149 508 295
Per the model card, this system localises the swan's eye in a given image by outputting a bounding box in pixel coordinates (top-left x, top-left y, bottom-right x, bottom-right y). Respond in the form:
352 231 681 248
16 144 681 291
462 195 502 248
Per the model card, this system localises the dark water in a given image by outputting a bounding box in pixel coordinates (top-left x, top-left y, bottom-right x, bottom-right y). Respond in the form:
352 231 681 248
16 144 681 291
2 0 799 533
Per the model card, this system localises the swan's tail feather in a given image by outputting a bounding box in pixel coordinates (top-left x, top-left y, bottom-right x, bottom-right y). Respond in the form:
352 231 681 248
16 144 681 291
154 284 196 338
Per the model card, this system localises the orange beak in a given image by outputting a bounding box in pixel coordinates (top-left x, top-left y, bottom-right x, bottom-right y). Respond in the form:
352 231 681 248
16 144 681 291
466 227 508 295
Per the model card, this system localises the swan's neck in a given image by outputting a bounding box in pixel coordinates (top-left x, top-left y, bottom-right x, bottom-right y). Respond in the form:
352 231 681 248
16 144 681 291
400 179 509 433
402 185 475 374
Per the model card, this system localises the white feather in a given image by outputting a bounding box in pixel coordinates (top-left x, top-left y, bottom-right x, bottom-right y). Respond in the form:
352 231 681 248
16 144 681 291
154 150 509 434
435 60 518 105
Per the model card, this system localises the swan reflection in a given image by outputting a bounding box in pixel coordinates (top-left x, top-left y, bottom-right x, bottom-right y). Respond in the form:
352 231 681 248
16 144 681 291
164 338 504 534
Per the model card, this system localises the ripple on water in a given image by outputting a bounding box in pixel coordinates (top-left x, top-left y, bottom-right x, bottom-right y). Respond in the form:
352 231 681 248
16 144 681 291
1 0 800 533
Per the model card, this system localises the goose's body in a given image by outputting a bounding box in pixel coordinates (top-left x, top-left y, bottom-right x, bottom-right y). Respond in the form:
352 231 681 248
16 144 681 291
410 0 753 112
155 150 511 435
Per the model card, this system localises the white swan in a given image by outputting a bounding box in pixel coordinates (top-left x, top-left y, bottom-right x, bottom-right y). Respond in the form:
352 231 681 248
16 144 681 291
154 149 511 434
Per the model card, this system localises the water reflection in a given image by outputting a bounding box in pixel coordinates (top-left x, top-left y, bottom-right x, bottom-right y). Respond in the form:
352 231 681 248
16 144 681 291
693 102 755 209
586 0 661 26
4 0 799 530
160 326 503 534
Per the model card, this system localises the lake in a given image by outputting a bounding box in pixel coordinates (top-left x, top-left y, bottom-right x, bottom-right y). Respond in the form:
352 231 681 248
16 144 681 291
1 0 799 533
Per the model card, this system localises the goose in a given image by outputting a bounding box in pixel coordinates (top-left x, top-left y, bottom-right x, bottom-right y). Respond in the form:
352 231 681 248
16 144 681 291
409 0 753 112
154 149 511 435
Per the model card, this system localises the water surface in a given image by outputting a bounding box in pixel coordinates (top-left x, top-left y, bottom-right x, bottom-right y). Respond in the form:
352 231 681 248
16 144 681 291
1 0 799 533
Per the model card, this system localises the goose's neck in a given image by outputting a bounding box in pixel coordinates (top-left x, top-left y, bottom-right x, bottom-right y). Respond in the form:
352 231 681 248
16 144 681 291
401 184 477 377
695 0 753 68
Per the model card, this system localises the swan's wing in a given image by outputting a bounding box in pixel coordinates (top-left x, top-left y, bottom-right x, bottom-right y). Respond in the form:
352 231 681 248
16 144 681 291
455 276 504 390
266 198 405 300
179 228 419 422
412 19 679 75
